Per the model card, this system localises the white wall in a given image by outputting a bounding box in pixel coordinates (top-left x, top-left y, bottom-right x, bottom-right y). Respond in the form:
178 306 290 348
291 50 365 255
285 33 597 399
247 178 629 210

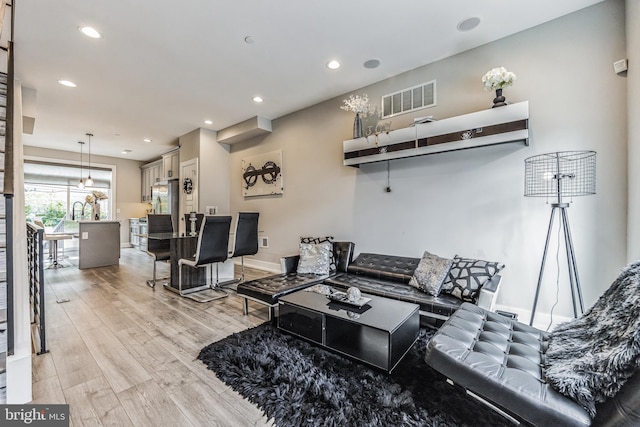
230 1 628 324
198 128 231 215
7 80 32 403
627 0 640 262
22 145 148 245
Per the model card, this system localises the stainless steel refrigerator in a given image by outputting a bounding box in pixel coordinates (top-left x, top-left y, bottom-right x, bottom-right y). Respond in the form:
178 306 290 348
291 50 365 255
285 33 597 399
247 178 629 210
151 179 179 232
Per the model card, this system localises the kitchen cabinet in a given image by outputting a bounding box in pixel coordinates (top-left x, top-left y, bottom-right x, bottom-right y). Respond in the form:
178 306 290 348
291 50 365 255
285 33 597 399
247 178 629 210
162 149 180 180
140 160 162 202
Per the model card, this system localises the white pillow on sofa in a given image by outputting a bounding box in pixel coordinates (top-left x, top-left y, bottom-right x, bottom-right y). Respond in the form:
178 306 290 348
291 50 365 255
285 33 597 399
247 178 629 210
409 251 453 296
297 241 333 275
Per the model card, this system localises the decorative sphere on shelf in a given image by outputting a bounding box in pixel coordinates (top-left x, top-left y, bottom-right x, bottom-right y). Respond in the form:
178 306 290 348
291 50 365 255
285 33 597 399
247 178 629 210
346 287 361 302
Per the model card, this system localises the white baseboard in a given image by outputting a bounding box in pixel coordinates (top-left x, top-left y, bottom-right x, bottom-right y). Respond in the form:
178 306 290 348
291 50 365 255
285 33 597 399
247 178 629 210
237 258 281 273
494 304 572 332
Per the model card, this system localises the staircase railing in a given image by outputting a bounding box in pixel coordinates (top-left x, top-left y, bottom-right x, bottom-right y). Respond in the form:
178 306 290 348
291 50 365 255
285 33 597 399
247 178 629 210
3 34 14 361
26 223 46 354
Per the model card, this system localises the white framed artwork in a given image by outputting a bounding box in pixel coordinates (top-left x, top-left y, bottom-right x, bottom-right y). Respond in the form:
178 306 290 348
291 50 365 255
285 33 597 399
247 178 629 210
242 149 284 197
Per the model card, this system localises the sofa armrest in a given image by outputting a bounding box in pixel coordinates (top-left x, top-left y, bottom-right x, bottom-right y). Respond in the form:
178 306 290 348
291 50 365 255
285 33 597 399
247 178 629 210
280 255 300 274
476 274 501 311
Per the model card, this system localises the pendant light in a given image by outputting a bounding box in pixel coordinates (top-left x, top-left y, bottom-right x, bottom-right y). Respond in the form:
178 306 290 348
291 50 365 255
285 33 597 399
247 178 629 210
85 133 94 187
77 141 85 189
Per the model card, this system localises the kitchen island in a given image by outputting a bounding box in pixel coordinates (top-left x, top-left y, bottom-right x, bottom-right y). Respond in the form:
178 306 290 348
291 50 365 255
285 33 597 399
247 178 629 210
78 220 121 269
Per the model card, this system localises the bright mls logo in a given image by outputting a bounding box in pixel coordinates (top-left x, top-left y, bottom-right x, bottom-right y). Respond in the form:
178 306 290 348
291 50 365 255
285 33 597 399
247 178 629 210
1 405 69 426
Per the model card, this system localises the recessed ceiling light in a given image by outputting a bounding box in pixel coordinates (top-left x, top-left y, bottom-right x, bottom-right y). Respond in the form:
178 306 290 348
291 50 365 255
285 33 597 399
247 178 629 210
122 149 132 154
457 17 481 32
79 26 101 39
204 120 213 125
327 60 341 70
253 96 264 103
58 80 77 87
363 58 381 69
143 138 152 143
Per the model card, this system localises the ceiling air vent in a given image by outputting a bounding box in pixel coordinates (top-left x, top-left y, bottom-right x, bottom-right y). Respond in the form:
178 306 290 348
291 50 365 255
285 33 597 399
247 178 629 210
381 80 436 119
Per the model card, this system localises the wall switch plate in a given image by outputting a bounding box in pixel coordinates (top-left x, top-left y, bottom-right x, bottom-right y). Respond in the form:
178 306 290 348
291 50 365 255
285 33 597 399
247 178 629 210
116 208 121 214
260 236 269 248
82 232 89 239
614 58 628 74
205 205 218 215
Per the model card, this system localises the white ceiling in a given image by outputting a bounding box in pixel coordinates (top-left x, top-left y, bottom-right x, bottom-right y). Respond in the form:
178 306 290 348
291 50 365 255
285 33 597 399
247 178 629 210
14 0 603 162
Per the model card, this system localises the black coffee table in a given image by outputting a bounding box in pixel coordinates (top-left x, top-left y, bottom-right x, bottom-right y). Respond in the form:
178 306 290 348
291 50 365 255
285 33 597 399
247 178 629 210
278 290 419 372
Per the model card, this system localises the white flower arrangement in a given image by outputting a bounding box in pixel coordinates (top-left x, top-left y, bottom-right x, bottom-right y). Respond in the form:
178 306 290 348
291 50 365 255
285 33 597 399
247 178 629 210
340 94 373 115
482 67 516 91
85 190 108 204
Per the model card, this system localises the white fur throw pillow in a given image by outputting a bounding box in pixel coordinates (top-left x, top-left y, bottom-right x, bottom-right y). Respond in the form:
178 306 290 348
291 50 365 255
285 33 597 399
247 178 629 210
409 251 453 296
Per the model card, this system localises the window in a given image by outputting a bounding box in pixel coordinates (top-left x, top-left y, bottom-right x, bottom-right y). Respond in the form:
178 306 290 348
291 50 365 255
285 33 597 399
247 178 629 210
24 159 114 229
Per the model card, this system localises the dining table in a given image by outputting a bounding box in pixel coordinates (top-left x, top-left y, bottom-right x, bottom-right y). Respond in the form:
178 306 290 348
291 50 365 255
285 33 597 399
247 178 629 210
147 232 235 294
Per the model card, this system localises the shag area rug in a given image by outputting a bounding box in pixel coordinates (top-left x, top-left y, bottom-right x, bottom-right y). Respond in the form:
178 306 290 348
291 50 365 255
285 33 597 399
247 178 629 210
198 323 511 427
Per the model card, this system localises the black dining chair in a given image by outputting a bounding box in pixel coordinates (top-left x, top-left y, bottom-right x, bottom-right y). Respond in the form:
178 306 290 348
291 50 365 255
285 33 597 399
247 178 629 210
184 213 205 236
223 212 260 287
178 215 232 302
146 214 173 288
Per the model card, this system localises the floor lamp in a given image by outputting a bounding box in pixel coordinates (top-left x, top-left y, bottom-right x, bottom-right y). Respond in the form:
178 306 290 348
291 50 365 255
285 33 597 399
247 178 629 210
524 151 596 326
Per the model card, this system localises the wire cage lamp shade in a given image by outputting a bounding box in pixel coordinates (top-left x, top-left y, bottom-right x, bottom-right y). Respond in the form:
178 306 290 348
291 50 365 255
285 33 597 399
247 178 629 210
524 150 597 326
524 151 596 200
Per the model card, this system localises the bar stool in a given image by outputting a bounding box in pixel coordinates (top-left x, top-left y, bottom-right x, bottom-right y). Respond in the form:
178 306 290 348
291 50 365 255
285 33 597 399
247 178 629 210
178 215 232 302
34 220 73 269
223 212 259 288
146 214 173 288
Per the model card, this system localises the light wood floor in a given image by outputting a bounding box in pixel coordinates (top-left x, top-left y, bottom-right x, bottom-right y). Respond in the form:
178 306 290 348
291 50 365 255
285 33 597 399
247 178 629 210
32 248 275 427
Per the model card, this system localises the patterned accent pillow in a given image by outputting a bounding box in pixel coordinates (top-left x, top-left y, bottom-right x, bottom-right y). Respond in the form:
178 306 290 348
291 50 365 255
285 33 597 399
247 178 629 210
440 256 505 302
408 251 453 296
300 236 335 272
296 241 333 275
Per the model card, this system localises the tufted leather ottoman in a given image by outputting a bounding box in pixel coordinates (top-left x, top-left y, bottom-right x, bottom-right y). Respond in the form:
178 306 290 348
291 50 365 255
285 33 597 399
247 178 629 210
236 273 329 319
425 303 591 426
236 242 356 319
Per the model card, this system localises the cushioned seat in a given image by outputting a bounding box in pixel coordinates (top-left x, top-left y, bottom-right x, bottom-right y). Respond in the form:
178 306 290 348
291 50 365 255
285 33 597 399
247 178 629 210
236 241 355 319
237 273 329 306
425 303 592 426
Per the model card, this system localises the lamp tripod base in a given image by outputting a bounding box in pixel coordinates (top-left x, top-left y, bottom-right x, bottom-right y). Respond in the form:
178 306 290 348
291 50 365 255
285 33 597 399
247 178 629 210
529 203 585 326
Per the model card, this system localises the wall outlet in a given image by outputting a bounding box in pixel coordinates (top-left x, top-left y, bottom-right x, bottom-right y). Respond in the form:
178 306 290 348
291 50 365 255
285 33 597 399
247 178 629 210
82 232 89 239
260 236 269 248
205 205 218 215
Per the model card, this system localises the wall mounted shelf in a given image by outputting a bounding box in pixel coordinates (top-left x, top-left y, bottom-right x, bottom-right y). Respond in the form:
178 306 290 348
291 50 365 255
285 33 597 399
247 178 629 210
343 101 529 167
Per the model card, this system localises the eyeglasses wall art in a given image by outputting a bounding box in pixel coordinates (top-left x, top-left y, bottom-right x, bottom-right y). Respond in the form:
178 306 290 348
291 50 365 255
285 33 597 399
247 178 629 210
241 149 284 197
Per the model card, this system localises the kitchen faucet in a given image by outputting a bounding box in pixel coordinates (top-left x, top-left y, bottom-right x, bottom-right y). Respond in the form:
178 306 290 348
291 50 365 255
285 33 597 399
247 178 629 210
71 201 84 220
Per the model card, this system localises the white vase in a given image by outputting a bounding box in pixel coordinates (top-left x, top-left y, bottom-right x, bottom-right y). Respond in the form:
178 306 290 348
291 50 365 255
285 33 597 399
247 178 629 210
92 203 100 220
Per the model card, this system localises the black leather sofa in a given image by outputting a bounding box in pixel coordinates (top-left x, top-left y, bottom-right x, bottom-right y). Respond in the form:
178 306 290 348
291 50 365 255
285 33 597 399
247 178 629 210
325 252 501 322
425 303 640 426
237 247 501 322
